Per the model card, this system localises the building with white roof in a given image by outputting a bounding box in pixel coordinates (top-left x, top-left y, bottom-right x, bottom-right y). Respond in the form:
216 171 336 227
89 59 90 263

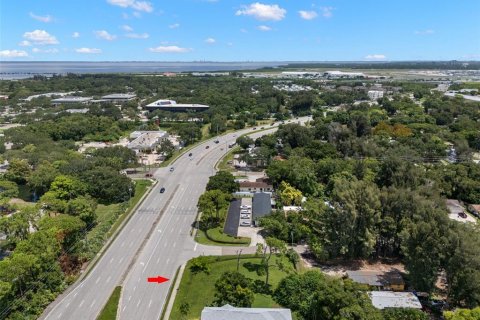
201 305 292 320
368 291 422 310
368 90 384 100
127 130 169 152
101 93 136 103
145 99 209 112
323 71 365 79
51 96 92 105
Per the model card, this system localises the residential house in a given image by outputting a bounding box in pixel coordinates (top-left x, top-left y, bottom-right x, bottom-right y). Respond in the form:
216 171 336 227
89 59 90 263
368 291 422 310
347 270 405 291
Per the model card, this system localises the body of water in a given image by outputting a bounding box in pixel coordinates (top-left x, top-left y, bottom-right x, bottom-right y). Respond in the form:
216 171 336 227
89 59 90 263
0 61 284 79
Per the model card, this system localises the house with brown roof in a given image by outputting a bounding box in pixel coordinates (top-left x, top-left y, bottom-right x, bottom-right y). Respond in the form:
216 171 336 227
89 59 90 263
239 181 273 193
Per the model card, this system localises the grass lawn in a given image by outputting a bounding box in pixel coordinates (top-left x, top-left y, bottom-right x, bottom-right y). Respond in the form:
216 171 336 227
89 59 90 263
169 255 294 320
216 146 240 171
97 286 121 320
196 226 250 246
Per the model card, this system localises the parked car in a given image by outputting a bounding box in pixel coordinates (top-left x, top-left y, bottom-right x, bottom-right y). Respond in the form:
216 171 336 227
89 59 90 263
160 187 165 193
240 214 250 219
145 173 153 177
240 210 251 214
170 167 174 172
240 205 251 209
240 221 251 226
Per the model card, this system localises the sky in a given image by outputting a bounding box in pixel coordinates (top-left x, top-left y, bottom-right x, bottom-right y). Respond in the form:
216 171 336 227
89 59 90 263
0 0 479 61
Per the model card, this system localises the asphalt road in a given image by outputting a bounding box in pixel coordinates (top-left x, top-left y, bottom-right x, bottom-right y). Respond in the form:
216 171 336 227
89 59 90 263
41 117 310 320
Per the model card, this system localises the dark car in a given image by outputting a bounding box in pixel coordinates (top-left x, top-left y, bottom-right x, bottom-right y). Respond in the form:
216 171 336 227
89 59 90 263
206 146 210 149
252 127 257 130
160 187 165 193
270 123 274 126
145 173 153 177
170 167 174 172
214 140 219 144
261 127 264 129
188 152 193 157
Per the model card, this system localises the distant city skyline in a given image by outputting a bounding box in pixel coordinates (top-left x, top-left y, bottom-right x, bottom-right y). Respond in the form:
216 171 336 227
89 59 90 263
1 0 479 61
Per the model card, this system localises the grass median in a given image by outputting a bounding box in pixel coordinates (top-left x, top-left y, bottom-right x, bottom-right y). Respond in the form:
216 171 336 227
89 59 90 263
97 286 121 320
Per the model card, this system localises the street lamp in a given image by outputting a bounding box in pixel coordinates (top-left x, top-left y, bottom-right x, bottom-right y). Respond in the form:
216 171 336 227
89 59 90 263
236 249 243 271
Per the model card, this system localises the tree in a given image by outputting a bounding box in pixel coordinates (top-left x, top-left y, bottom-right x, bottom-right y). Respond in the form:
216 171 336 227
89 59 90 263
0 180 19 199
383 308 429 320
213 271 254 307
236 136 254 150
157 139 175 159
26 161 58 196
66 196 98 227
189 256 210 275
197 189 231 225
81 167 135 204
92 146 137 169
444 307 480 320
262 237 287 286
179 302 190 319
279 181 303 206
39 215 86 253
49 175 88 201
210 114 227 134
206 171 239 194
4 158 31 184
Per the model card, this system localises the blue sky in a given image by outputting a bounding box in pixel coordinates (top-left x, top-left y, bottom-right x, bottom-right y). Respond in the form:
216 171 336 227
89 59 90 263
1 0 479 61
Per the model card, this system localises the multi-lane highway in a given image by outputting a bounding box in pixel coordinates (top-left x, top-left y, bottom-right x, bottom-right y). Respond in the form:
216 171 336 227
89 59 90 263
41 117 310 320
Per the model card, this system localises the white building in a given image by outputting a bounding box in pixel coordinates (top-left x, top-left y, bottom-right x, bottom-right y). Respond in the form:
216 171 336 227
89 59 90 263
101 93 136 103
323 70 365 79
368 90 384 100
201 305 292 320
368 291 422 310
51 96 93 105
145 99 209 112
127 130 169 152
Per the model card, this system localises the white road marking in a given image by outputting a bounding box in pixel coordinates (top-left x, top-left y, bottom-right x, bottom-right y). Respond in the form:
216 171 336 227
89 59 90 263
157 257 161 263
109 258 114 264
133 286 136 292
95 277 101 284
194 243 198 251
79 300 85 308
90 301 95 308
123 306 126 312
157 229 162 233
128 295 131 301
166 258 170 264
173 242 176 248
57 313 62 319
106 276 111 283
148 300 152 308
119 257 124 263
73 292 78 298
137 300 141 307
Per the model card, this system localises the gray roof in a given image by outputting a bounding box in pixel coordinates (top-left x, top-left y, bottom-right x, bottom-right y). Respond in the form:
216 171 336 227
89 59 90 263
347 270 404 287
253 193 271 220
201 305 292 320
369 291 422 310
224 199 241 237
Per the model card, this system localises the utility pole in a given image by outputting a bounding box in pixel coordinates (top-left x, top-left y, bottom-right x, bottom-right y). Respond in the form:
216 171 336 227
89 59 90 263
291 231 294 247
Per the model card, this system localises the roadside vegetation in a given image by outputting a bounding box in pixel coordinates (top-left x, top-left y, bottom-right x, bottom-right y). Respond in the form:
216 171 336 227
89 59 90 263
97 286 121 320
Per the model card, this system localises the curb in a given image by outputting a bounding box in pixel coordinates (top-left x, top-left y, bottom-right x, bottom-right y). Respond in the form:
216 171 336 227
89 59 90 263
161 264 185 320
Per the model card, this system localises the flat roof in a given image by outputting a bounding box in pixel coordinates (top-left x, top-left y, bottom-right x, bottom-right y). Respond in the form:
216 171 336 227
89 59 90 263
101 93 136 99
51 96 92 103
253 193 271 220
369 291 422 310
202 304 292 320
146 99 209 109
224 199 241 237
347 270 404 287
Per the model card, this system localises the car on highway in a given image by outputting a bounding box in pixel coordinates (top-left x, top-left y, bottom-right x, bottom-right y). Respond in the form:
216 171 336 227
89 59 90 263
240 221 251 226
160 187 165 193
252 127 257 130
188 152 193 156
270 123 274 126
170 167 174 172
145 173 153 177
214 140 219 144
205 145 210 149
261 127 264 129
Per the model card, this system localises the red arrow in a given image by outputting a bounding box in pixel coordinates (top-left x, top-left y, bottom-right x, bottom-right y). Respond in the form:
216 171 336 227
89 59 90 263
147 276 169 284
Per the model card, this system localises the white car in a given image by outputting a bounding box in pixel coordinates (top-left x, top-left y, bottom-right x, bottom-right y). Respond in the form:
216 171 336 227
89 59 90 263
240 210 251 214
240 221 251 226
240 205 251 209
240 214 250 219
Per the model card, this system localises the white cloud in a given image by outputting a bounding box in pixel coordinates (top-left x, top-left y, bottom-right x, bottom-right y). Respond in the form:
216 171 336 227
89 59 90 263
18 40 32 47
132 11 142 18
240 28 248 33
236 3 286 21
149 45 191 53
125 32 149 39
107 0 153 12
299 10 317 20
72 32 80 38
257 25 271 31
29 12 52 23
95 30 117 41
320 6 334 18
365 54 386 60
122 24 134 32
32 48 59 54
169 23 180 29
0 50 28 58
227 42 233 46
205 37 216 44
75 47 102 54
415 29 434 35
23 30 59 45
